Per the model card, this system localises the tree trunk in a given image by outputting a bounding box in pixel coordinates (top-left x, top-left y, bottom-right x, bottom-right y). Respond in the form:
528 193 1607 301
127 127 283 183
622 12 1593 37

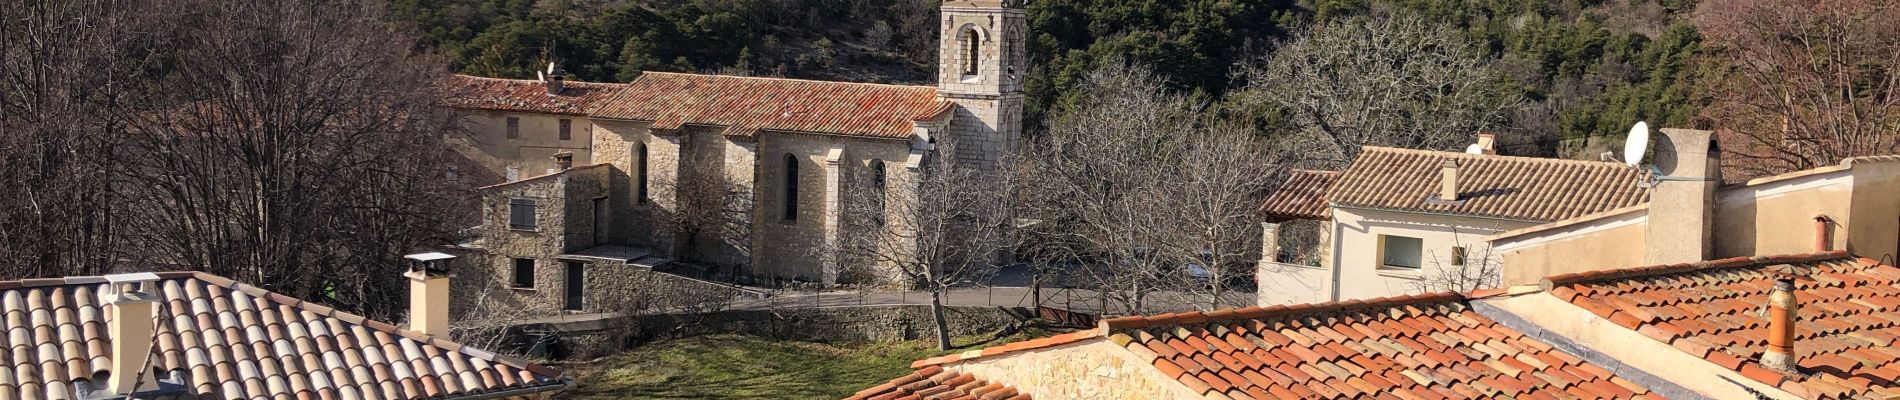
930 289 951 351
1031 271 1043 309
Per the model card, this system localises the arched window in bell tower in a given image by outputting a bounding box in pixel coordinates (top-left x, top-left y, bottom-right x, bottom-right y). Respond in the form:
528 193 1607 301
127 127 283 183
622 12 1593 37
960 28 981 76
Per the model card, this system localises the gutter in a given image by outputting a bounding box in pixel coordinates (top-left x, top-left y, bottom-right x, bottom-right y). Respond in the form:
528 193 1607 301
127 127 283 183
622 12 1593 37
446 379 574 400
1328 203 1549 225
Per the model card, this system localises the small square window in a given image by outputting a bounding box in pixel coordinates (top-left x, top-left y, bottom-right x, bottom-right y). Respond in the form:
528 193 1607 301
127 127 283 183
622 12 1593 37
509 198 538 230
512 258 535 288
1380 235 1424 269
1450 246 1468 266
559 119 572 140
506 117 521 139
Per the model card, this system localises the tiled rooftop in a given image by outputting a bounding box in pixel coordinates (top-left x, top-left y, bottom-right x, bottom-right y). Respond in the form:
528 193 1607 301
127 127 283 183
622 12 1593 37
590 72 950 139
899 293 1654 399
440 74 626 115
845 365 1028 400
0 271 566 399
1329 147 1650 222
1259 169 1337 221
1546 251 1900 399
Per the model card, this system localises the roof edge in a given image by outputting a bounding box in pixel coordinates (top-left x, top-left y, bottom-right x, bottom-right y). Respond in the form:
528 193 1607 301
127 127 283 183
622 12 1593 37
1099 292 1466 331
1540 250 1853 289
1359 146 1634 168
1487 203 1651 243
635 71 937 91
909 329 1104 369
477 163 611 191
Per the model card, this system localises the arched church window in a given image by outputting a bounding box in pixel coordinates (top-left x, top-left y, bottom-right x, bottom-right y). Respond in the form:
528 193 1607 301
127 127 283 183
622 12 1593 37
784 153 799 221
961 28 981 75
870 160 886 227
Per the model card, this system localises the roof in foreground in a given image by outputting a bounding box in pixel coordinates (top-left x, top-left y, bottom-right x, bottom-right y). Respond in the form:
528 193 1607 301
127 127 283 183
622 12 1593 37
440 74 627 115
904 293 1652 399
1329 147 1651 222
1259 169 1338 220
590 72 949 139
0 271 565 399
1545 250 1900 399
846 365 1029 400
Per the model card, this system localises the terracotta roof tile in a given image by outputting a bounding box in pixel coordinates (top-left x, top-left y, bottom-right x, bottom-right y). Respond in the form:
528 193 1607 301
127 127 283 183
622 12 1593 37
1328 147 1650 222
0 273 565 399
592 72 947 139
440 74 625 115
846 366 1028 400
1549 251 1900 399
1260 169 1338 220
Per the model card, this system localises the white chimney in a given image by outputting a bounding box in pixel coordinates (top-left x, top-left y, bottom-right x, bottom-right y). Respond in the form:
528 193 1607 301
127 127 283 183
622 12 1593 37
100 273 162 395
1440 159 1460 201
404 252 456 337
1475 132 1497 155
1642 128 1720 265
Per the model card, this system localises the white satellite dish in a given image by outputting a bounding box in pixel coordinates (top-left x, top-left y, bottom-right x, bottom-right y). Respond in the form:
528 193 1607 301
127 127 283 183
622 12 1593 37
1622 121 1650 167
1464 143 1483 155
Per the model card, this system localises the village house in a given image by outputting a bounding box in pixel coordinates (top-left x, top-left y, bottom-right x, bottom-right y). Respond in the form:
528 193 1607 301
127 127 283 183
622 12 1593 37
1257 127 1900 306
1255 133 1651 305
438 1 1027 316
0 253 567 399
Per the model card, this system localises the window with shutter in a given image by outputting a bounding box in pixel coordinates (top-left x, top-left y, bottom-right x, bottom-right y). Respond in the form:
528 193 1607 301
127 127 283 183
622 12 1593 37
509 198 538 230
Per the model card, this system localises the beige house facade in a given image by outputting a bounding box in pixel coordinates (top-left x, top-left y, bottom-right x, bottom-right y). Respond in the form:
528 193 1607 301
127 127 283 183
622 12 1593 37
439 0 1027 315
1257 135 1651 306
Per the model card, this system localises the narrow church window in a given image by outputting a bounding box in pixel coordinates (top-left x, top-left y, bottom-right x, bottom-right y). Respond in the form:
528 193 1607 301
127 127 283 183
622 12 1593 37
784 154 799 221
962 28 981 75
636 143 649 204
558 119 572 140
871 160 886 227
506 117 521 139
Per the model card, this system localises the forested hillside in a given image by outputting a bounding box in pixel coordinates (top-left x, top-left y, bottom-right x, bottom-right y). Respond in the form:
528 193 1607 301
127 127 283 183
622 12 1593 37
394 0 1703 154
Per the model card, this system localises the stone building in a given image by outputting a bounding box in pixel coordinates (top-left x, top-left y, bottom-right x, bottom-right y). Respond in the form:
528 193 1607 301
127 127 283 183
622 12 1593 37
440 1 1027 315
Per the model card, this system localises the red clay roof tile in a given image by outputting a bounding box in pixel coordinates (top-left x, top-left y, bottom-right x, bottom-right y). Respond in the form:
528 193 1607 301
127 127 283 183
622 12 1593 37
1327 147 1650 222
1260 169 1339 221
592 72 945 139
440 74 624 115
1550 252 1900 399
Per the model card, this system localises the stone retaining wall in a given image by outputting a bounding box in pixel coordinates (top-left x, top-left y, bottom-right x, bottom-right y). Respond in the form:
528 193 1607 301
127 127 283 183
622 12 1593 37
517 305 1029 359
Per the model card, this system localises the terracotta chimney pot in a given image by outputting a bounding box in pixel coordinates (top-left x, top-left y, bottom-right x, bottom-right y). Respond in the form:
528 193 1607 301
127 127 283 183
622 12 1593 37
1763 276 1799 372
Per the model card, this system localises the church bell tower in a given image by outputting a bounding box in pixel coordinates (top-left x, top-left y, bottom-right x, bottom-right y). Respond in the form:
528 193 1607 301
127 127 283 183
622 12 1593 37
937 0 1026 169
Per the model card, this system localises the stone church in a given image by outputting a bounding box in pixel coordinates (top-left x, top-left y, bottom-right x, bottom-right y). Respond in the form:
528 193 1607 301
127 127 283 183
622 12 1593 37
438 1 1025 314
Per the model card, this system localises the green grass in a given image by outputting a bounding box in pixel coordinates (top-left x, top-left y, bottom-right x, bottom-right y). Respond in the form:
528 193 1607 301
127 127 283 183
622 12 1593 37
562 331 1047 399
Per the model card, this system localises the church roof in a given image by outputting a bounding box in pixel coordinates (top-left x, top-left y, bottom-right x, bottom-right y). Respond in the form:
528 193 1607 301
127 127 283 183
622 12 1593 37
1328 147 1651 222
440 75 626 116
590 72 950 139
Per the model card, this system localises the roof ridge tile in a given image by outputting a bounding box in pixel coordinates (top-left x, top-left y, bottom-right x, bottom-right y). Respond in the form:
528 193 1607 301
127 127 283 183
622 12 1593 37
1542 251 1853 288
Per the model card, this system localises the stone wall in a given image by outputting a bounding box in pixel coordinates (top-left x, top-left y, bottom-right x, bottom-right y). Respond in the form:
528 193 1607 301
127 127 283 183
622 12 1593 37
466 165 611 315
753 132 915 282
945 339 1204 400
521 305 1028 359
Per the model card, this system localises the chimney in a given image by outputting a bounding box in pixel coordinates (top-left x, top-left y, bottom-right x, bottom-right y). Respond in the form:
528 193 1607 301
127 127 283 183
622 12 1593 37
553 152 574 170
544 65 566 95
1814 215 1832 252
404 252 456 337
1476 132 1497 155
1762 275 1799 372
1642 128 1720 265
1440 159 1460 201
101 273 162 395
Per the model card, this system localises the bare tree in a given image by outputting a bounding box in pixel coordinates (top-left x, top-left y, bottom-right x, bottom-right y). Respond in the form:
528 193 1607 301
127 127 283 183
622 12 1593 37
0 0 163 278
1150 123 1281 310
835 138 1014 350
649 161 754 270
1695 0 1900 177
1238 14 1521 168
113 0 466 320
1024 62 1281 314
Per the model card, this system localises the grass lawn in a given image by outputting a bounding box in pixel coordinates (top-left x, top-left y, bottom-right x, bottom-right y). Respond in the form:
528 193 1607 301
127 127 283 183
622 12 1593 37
561 331 1044 399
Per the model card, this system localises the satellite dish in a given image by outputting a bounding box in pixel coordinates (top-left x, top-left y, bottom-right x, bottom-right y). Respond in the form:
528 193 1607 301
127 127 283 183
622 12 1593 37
1464 143 1483 155
547 62 558 74
1622 121 1650 167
